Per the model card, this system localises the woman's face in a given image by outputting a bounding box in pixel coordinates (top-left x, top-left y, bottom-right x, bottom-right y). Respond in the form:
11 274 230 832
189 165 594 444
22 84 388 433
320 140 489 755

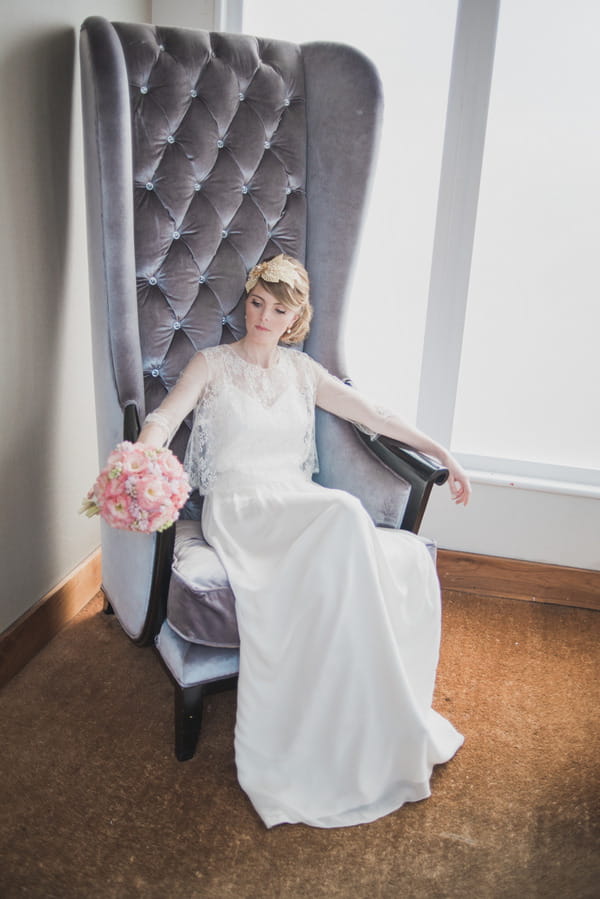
245 286 299 343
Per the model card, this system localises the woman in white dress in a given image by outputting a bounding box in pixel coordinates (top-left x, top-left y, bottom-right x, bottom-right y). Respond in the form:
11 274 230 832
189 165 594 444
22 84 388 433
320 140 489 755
139 254 471 829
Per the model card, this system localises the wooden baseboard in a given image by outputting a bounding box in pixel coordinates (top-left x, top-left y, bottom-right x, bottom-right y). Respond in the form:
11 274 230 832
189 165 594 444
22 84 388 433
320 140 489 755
0 549 102 689
437 549 600 612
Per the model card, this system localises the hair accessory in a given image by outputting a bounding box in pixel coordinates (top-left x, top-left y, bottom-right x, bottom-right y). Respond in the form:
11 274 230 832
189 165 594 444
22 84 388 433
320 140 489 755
245 255 299 293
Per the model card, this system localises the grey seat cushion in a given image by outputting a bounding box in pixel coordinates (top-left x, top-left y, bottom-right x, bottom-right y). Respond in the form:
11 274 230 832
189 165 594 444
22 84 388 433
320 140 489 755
167 519 437 649
168 520 240 647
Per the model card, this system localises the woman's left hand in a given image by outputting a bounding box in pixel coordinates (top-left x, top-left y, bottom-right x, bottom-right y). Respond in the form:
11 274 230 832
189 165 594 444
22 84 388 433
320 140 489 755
445 455 472 506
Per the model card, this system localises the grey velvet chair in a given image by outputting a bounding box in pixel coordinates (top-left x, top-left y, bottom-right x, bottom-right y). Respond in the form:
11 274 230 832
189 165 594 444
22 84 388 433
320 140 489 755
79 17 448 761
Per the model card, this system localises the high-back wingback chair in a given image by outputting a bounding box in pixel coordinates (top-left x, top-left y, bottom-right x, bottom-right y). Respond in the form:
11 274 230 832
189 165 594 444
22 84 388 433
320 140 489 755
80 17 448 761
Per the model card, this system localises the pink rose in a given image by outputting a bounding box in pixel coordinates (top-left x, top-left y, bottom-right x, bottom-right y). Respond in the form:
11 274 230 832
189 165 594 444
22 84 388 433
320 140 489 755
135 475 167 511
121 444 152 476
102 497 133 529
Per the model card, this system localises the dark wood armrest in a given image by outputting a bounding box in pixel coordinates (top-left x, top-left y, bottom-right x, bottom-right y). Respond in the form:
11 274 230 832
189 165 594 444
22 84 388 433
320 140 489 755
353 427 449 533
122 403 175 646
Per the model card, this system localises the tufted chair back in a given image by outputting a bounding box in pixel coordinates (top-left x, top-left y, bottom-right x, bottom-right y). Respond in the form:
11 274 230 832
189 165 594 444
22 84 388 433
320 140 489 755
80 17 416 648
117 24 313 464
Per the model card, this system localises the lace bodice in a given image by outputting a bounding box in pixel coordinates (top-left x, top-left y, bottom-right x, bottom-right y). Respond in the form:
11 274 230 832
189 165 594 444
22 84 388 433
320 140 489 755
185 345 319 494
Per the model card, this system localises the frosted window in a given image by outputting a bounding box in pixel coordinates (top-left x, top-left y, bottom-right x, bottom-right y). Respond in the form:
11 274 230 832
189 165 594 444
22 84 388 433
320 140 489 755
243 0 457 418
452 0 600 469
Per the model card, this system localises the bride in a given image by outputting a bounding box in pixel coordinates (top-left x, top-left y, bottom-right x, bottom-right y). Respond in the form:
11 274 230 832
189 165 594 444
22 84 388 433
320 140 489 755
139 253 470 828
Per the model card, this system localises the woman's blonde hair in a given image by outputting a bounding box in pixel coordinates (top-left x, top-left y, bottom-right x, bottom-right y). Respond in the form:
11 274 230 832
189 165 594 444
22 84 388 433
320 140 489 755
245 254 312 344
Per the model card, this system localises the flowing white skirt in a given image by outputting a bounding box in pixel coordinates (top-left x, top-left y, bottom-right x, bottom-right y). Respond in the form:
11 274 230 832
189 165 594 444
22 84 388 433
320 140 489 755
202 477 463 828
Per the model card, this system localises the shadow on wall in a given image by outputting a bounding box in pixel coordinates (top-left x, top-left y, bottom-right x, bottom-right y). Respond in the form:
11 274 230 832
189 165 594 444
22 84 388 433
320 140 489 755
0 27 75 629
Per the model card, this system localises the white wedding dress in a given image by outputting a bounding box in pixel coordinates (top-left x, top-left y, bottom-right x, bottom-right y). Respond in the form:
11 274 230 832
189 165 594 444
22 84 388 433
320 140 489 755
183 344 463 828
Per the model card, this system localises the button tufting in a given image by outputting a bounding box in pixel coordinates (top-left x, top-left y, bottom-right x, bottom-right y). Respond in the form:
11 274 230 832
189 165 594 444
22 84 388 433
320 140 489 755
222 316 227 325
158 44 165 51
140 85 148 94
190 89 197 98
173 231 181 240
241 185 249 194
167 135 175 144
199 275 206 284
148 276 157 285
221 229 228 238
264 140 271 149
285 187 292 195
216 139 224 149
151 369 159 378
173 321 181 330
284 98 290 107
239 92 245 101
194 182 202 191
145 182 154 190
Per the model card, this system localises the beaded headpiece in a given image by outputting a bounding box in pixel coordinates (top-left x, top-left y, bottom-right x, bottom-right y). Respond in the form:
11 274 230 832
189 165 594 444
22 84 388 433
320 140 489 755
245 254 300 293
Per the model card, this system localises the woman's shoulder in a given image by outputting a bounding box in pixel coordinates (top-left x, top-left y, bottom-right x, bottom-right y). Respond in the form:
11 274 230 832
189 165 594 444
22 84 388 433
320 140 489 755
194 343 232 374
280 347 315 369
282 347 327 378
197 344 229 361
178 345 231 393
280 348 330 393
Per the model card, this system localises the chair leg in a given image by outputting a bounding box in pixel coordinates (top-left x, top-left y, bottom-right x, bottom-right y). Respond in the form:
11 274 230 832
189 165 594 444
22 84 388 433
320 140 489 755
174 683 205 762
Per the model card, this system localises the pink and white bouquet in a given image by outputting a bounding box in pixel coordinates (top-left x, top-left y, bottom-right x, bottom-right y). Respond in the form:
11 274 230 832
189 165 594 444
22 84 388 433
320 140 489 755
80 441 190 533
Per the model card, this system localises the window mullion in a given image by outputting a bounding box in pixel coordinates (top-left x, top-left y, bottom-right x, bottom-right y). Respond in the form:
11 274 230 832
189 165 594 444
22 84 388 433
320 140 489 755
416 0 500 446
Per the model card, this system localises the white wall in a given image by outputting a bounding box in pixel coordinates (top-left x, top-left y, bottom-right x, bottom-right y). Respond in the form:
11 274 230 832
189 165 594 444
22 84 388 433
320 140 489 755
151 0 214 29
0 0 151 635
422 479 600 569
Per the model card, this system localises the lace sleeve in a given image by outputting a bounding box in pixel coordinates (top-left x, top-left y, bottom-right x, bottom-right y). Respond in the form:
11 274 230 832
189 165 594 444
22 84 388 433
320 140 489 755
300 357 389 439
182 346 225 493
313 363 449 463
314 363 419 442
139 351 209 446
143 411 174 446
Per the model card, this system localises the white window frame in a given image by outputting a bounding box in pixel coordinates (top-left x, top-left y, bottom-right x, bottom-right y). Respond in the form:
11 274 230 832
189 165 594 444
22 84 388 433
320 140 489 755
417 0 599 497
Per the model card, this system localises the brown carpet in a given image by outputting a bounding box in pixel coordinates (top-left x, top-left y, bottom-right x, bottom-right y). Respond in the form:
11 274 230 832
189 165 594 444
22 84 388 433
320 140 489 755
0 591 598 899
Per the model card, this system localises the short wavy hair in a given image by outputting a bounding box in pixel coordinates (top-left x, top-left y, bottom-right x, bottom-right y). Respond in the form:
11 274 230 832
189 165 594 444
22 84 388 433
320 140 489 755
247 254 312 344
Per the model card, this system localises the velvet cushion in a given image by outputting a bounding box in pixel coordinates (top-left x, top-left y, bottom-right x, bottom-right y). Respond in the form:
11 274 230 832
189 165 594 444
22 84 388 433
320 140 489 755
168 520 239 647
156 619 239 689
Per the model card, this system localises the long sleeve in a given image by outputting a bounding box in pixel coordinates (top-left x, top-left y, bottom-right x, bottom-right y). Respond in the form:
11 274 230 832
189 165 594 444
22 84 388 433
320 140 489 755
139 351 209 446
313 363 450 465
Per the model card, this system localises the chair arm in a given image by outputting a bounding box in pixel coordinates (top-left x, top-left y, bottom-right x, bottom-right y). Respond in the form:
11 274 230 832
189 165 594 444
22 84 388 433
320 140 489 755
121 402 175 646
353 427 449 533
